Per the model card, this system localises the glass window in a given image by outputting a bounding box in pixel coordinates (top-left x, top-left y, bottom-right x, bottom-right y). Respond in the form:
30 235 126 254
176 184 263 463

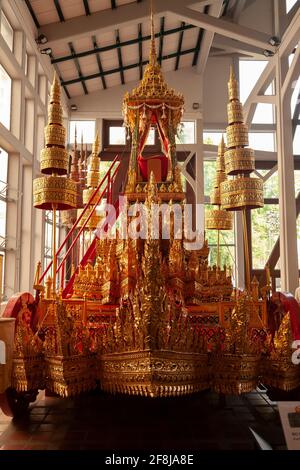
44 211 59 271
0 148 8 239
291 77 300 116
264 82 274 95
295 169 300 197
204 161 216 197
109 126 126 145
205 210 235 267
69 120 95 144
0 12 13 51
176 121 196 144
248 133 275 151
239 60 268 104
0 64 12 129
0 148 8 297
286 0 297 12
263 170 279 199
252 103 274 124
252 205 280 269
203 132 223 146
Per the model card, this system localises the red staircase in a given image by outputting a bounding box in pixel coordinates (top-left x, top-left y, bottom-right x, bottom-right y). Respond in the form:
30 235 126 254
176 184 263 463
39 155 122 298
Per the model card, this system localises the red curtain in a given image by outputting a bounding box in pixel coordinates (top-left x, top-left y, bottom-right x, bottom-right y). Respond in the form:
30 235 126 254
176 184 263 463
138 111 170 181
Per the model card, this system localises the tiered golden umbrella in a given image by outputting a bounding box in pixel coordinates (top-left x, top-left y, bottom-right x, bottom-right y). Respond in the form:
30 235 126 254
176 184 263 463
33 73 77 295
205 136 233 268
221 67 264 290
61 127 84 228
77 132 102 230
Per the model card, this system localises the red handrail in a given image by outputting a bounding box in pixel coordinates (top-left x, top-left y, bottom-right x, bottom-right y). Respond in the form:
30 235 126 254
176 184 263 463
56 161 121 273
39 155 120 284
62 196 122 298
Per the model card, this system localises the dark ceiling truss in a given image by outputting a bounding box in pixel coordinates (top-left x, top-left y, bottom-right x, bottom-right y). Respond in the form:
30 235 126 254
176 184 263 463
25 0 40 28
61 47 197 87
115 30 125 85
53 0 65 22
68 42 88 94
83 0 91 16
138 23 143 80
92 35 107 90
158 17 165 65
192 5 209 66
52 23 196 64
175 22 185 70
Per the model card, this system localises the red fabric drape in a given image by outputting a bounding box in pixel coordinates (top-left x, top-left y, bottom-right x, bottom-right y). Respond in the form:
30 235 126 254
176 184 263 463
138 111 170 181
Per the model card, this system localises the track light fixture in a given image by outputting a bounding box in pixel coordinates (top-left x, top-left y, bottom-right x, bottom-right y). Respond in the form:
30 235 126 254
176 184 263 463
40 47 52 56
36 34 48 45
268 36 281 47
71 104 77 111
263 49 275 57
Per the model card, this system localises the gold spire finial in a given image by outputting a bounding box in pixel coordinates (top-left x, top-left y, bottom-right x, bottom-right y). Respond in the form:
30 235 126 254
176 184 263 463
229 65 235 82
228 65 239 101
50 72 60 104
218 135 225 156
92 131 100 157
149 0 157 66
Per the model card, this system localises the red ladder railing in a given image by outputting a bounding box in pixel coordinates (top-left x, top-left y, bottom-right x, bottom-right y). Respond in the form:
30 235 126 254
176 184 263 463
39 155 121 296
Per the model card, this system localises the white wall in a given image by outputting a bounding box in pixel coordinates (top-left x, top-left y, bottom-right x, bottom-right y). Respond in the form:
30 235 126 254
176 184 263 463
203 56 232 127
70 67 203 120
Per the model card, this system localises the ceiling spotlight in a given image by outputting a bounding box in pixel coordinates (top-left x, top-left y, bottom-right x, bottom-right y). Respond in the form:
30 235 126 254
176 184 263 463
40 47 52 55
71 104 77 111
263 49 274 57
36 34 48 45
268 36 281 47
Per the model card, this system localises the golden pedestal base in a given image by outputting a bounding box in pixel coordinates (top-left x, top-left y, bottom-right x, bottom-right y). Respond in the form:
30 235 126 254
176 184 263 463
211 353 260 395
100 350 210 397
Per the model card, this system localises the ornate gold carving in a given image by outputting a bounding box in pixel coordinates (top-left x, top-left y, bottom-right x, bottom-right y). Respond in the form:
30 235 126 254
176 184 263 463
220 177 264 210
33 176 78 210
205 209 233 230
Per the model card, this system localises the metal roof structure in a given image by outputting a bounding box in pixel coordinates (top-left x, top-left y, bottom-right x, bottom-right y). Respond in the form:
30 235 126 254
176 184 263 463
24 0 272 98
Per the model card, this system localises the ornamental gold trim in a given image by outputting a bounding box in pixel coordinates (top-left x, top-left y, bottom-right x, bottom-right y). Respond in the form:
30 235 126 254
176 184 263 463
226 123 249 148
206 209 233 231
33 176 78 210
220 177 264 210
224 148 255 175
40 147 68 175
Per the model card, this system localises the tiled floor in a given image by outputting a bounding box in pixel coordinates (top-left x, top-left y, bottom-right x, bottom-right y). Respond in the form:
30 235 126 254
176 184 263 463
0 387 286 450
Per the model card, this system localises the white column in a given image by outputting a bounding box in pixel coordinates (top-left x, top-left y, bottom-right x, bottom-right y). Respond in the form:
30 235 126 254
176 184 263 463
195 117 205 235
276 54 298 293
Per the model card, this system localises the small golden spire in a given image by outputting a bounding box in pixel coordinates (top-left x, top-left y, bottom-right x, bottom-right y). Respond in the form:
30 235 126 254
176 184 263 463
50 72 60 104
149 0 157 66
218 134 226 156
92 131 100 157
228 65 239 101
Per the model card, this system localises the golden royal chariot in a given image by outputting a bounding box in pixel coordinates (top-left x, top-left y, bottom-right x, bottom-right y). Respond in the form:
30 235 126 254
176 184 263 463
0 9 300 417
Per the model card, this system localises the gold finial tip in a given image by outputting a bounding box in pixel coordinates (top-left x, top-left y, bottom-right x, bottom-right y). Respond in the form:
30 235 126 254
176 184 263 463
92 131 100 156
229 65 236 82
